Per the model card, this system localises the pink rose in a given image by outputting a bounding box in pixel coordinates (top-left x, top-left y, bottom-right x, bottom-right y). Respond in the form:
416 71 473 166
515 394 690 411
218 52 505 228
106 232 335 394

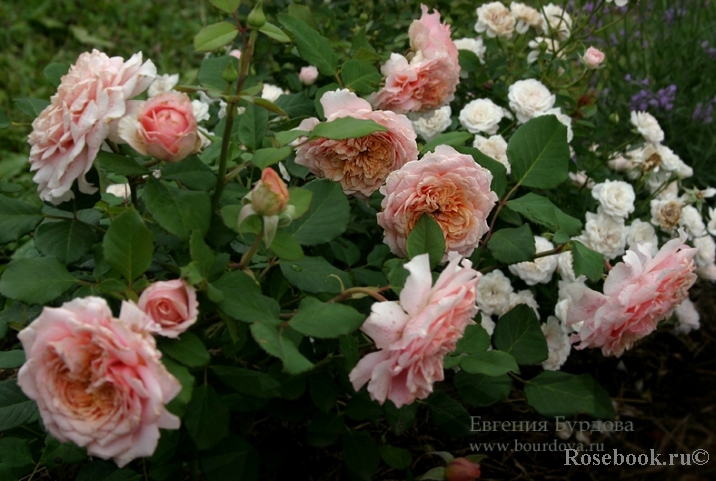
299 65 319 85
566 233 697 357
377 145 498 259
118 91 201 162
28 50 156 204
369 5 460 113
446 457 482 481
17 297 181 467
583 46 605 69
349 253 480 407
138 279 199 338
294 89 418 198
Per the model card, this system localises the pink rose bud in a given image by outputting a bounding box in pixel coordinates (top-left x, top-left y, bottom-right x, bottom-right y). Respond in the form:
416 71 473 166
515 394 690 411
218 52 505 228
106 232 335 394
251 168 290 216
229 49 242 59
446 458 482 481
118 91 202 162
583 46 605 69
138 279 199 338
299 66 319 85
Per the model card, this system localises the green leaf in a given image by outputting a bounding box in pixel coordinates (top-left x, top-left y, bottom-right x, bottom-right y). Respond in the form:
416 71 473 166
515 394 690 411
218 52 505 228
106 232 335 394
268 229 304 261
460 351 520 377
525 371 614 418
309 117 387 140
239 102 269 151
384 401 418 435
455 323 490 355
190 231 216 279
259 22 291 43
13 98 50 117
275 129 309 146
208 0 240 14
213 271 280 325
507 115 570 189
0 438 34 477
279 256 352 294
419 467 447 480
277 14 338 75
184 385 230 450
330 238 360 266
287 4 316 28
506 193 582 237
249 323 314 374
96 151 150 176
307 412 345 447
194 22 239 52
425 391 471 437
309 372 337 412
458 49 482 73
35 220 97 265
0 257 76 305
341 60 382 96
406 213 445 269
212 366 280 398
158 333 210 367
0 111 10 129
486 224 535 264
144 177 211 240
43 63 69 88
572 241 605 282
40 436 87 469
103 208 154 282
274 94 315 119
0 351 25 369
493 304 548 365
0 379 39 432
162 358 194 406
199 434 259 481
289 297 365 338
161 155 217 191
286 179 349 245
250 146 292 169
342 431 380 479
455 146 508 198
421 132 472 154
287 187 313 219
198 56 237 92
0 195 43 244
380 445 412 470
383 258 409 295
454 370 512 407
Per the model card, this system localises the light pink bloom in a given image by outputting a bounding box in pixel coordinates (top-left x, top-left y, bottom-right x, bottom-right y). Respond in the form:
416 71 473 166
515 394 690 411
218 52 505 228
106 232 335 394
294 89 418 198
138 279 199 338
299 65 319 85
378 145 498 259
369 5 460 113
583 46 605 69
566 233 697 357
28 50 156 204
119 91 201 162
17 297 181 467
349 253 480 408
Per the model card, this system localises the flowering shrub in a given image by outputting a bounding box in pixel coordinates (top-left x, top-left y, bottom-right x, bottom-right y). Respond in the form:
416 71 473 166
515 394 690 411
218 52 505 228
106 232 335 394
0 0 713 479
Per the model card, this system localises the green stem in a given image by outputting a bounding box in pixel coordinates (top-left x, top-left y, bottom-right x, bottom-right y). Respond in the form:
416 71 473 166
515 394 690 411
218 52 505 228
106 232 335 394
480 182 521 248
328 286 390 304
237 229 264 269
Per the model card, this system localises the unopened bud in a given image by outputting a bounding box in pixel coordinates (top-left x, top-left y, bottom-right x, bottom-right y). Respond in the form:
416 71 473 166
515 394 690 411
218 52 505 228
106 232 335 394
445 457 482 481
251 168 289 216
247 0 266 29
222 60 238 84
608 112 620 125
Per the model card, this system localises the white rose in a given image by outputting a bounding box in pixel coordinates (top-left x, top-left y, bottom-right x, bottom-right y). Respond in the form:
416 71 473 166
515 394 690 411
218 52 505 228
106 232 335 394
473 134 510 173
568 171 594 189
558 277 587 332
408 106 452 141
679 205 707 239
106 183 131 200
261 84 285 102
508 79 556 123
510 2 542 34
502 289 540 319
453 37 486 63
707 207 716 236
626 219 659 256
673 298 700 334
191 100 210 122
459 98 505 134
608 153 634 172
696 263 716 281
476 270 514 316
578 209 627 260
148 73 179 98
693 235 716 267
508 236 558 285
556 251 576 281
650 198 684 232
540 3 572 40
527 37 561 64
591 180 635 218
536 108 572 142
630 111 664 144
475 2 516 38
481 315 496 337
541 316 571 371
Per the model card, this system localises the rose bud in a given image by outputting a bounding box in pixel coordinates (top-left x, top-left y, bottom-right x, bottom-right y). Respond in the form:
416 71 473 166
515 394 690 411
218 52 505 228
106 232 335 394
583 46 605 69
446 457 482 481
299 66 319 85
251 168 290 216
118 90 202 162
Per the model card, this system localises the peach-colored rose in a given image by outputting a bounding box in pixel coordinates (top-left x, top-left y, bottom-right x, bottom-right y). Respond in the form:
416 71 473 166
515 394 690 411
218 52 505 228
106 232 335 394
369 5 460 113
249 168 290 216
377 145 498 259
138 279 199 338
17 297 180 467
446 457 482 481
566 233 697 357
349 253 480 407
583 46 605 69
28 50 156 204
294 89 418 198
299 65 319 85
118 91 201 162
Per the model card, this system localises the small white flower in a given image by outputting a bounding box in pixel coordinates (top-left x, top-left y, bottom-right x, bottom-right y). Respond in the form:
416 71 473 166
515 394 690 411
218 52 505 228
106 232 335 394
453 37 486 63
527 37 561 64
261 84 285 102
408 106 452 141
508 236 558 285
626 219 659 256
577 209 627 260
459 98 505 134
475 2 516 38
536 108 572 142
556 251 576 281
591 180 635 218
556 277 587 332
608 152 634 172
673 298 700 335
540 3 572 40
541 316 571 371
502 289 540 319
481 314 496 337
473 134 510 173
106 183 131 200
568 171 594 189
476 270 514 316
650 198 684 232
707 207 716 236
148 73 179 98
679 205 707 239
630 111 664 144
510 2 542 34
508 79 556 124
693 235 716 267
191 100 210 122
606 0 629 7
